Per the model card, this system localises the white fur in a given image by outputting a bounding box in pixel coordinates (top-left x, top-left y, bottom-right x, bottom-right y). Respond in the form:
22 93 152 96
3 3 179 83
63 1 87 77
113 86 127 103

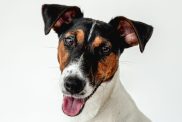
61 69 151 122
60 55 94 99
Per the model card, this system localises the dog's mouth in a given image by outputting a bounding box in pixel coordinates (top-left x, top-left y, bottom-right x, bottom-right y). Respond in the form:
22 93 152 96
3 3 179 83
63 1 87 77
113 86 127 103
62 95 85 116
62 82 101 117
62 93 94 116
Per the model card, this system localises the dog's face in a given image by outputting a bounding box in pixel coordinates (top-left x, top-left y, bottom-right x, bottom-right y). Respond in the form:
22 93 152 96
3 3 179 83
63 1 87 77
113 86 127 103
42 4 153 117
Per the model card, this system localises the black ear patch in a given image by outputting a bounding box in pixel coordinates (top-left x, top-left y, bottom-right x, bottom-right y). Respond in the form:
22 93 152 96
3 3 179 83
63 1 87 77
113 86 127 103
109 16 153 52
42 4 83 35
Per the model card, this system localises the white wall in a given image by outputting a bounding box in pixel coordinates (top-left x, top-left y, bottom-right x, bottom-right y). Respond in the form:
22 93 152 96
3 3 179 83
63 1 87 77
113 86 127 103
0 0 181 122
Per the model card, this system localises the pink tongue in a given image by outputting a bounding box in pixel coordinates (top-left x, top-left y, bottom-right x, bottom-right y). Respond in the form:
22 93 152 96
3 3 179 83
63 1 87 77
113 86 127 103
62 96 85 116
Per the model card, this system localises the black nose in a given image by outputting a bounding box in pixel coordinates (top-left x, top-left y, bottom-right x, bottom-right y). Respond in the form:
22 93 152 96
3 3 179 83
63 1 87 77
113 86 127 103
64 77 86 94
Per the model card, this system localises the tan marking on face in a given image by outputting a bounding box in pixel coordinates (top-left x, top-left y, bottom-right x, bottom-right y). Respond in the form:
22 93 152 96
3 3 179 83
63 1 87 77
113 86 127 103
57 29 85 72
95 52 119 83
76 29 85 44
58 40 69 72
64 29 85 44
92 36 103 48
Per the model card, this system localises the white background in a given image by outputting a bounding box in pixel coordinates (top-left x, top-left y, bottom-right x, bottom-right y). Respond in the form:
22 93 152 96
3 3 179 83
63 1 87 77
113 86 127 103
0 0 182 122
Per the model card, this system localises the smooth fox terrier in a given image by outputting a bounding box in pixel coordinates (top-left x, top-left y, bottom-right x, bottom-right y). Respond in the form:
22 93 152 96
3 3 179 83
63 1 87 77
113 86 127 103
42 4 153 122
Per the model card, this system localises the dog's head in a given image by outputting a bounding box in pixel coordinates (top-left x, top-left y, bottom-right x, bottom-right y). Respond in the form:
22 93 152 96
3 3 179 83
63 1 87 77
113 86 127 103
42 4 153 117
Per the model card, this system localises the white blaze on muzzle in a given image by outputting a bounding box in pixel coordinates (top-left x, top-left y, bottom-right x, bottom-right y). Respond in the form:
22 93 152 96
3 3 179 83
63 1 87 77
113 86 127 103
60 57 94 116
60 56 94 98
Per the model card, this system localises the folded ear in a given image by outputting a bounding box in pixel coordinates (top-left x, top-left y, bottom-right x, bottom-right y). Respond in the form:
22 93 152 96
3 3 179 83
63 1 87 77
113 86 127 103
109 16 153 52
42 4 83 35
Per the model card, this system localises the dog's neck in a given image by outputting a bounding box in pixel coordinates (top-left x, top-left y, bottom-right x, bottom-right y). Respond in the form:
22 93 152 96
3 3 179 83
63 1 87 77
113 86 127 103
67 69 150 122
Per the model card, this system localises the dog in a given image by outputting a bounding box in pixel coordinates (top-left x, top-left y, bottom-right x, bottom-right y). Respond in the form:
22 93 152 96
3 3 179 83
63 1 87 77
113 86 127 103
42 4 153 122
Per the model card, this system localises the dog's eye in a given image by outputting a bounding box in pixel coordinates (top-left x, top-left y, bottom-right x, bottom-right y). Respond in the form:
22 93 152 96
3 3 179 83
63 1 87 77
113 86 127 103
64 35 76 47
101 44 111 55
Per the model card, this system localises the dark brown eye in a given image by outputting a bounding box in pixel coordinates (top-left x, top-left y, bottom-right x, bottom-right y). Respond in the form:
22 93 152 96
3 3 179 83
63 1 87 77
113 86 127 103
64 35 76 46
101 44 111 55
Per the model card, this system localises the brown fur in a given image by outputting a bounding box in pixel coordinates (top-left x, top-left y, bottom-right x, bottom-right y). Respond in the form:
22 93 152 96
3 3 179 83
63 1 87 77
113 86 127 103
95 53 119 83
92 36 103 48
91 36 118 83
64 29 85 44
58 40 69 72
57 29 85 71
76 29 85 44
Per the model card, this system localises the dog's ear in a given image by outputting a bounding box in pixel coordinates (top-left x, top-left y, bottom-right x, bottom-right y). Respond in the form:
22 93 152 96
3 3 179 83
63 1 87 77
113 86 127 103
109 16 153 52
42 4 83 35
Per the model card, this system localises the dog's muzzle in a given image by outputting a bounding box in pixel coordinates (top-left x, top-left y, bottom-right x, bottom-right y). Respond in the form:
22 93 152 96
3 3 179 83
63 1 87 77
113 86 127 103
60 60 95 117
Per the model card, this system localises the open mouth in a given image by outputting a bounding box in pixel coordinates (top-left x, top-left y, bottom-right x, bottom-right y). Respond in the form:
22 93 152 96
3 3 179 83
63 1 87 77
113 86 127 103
62 96 85 116
62 83 100 117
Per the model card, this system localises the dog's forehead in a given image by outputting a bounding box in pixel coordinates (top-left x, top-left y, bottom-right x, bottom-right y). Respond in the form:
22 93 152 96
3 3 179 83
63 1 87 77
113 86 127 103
73 18 113 34
72 18 114 42
74 18 111 29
